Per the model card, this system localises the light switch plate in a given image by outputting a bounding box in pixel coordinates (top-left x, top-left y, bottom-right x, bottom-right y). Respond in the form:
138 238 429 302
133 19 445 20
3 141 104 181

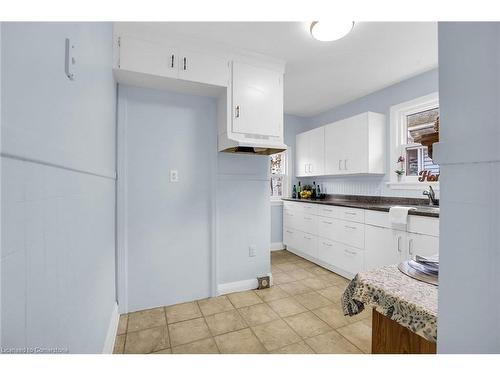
170 170 179 183
249 245 256 257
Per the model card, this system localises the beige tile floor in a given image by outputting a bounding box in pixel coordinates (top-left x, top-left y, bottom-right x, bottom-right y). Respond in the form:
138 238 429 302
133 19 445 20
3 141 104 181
113 250 372 354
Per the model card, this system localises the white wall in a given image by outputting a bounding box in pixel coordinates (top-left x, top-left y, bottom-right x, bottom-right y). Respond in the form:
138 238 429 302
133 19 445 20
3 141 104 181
1 23 116 353
436 22 500 353
118 85 216 312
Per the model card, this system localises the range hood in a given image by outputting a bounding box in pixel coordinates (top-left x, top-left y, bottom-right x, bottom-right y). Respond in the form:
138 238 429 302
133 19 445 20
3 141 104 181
218 133 287 156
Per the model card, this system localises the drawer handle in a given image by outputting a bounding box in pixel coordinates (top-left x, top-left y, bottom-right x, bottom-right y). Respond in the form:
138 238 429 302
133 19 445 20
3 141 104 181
344 225 357 230
322 220 333 224
322 242 332 247
304 236 312 240
345 212 357 216
304 217 312 220
409 238 414 256
322 208 333 212
344 249 357 255
286 230 293 234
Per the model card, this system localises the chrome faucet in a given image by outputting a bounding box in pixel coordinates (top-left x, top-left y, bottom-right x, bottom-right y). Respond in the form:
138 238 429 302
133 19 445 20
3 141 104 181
423 186 439 206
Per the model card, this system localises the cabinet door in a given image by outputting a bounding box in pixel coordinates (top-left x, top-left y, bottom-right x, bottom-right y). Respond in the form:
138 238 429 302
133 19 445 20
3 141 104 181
325 122 346 175
295 132 309 177
178 49 230 87
308 127 325 176
343 117 368 174
283 227 298 248
232 62 283 137
365 225 406 269
407 233 439 260
119 36 178 78
300 233 318 259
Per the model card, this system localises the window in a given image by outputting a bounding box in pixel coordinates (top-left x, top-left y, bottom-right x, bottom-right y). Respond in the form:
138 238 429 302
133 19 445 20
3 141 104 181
389 92 440 188
270 151 288 200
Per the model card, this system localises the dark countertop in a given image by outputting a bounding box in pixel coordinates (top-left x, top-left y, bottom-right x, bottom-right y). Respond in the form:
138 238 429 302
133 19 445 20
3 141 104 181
282 195 439 218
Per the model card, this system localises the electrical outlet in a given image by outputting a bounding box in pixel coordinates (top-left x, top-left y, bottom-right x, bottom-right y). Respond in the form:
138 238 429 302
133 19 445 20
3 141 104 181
170 170 179 183
249 245 256 257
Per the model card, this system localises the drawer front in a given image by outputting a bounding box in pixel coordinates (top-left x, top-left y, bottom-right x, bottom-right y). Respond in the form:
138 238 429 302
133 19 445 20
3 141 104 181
299 232 318 259
364 210 390 228
334 206 365 223
317 204 336 218
297 213 318 235
283 208 298 230
407 232 439 259
318 238 336 266
283 201 301 212
337 244 364 275
283 227 298 248
407 216 439 237
301 203 318 215
337 220 365 249
317 217 339 240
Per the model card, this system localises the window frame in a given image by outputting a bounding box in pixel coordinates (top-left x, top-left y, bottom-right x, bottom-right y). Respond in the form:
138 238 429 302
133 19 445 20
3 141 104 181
388 92 440 190
270 149 290 204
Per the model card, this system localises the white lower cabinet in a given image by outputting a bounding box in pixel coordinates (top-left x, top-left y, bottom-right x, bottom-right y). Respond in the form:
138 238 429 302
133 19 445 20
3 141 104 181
283 201 439 279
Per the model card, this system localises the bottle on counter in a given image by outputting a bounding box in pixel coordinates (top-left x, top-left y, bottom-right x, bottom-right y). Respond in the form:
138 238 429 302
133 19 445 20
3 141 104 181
292 185 297 199
312 181 317 200
317 183 321 197
297 181 302 199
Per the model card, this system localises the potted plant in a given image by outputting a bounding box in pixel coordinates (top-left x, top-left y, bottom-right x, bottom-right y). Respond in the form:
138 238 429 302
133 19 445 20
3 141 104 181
395 156 405 182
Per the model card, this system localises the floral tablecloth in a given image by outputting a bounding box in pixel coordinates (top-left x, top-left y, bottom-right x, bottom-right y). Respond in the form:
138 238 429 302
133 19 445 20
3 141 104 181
342 264 438 342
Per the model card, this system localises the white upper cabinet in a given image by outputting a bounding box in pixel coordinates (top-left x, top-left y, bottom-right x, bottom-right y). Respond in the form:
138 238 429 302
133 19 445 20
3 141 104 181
296 127 325 177
297 112 386 177
325 112 386 175
231 62 283 137
119 36 178 78
177 48 230 87
116 36 230 87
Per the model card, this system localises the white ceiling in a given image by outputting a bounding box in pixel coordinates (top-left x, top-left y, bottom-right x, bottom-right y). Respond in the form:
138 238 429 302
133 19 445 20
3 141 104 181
119 22 438 117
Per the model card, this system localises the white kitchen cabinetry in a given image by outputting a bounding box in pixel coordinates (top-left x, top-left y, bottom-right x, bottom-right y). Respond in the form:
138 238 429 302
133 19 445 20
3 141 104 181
118 36 178 79
178 48 230 87
295 127 325 177
231 62 283 137
117 36 229 87
283 201 439 279
296 112 385 177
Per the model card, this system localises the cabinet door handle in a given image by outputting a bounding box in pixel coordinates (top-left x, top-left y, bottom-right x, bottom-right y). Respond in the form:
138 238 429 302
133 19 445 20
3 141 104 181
338 159 342 170
304 164 307 174
303 217 312 221
397 236 402 253
183 57 187 70
344 159 348 170
170 54 175 68
344 249 356 255
322 220 332 224
304 236 312 240
409 238 414 256
323 242 333 247
344 225 357 230
309 164 313 173
235 105 240 118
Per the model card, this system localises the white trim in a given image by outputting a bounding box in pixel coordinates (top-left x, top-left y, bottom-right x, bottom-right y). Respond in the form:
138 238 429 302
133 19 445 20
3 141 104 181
389 92 440 189
102 302 120 354
217 273 273 295
271 242 285 251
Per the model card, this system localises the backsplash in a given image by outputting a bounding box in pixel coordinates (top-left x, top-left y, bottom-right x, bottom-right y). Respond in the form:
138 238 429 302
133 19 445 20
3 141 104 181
297 176 432 199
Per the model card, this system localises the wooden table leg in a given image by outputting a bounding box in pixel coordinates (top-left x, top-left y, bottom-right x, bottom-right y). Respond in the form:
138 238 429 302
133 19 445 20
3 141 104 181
371 309 436 354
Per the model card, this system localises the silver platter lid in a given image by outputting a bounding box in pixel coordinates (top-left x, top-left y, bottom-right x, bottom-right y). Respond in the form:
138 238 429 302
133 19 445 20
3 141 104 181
398 261 438 286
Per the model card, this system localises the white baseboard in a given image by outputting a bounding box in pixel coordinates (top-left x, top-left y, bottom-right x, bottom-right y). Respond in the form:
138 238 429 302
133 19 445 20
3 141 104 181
271 242 285 251
102 302 120 354
218 273 273 295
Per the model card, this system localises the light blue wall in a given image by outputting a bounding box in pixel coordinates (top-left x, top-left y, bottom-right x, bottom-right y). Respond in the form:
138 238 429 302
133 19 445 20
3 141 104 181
436 22 500 354
295 68 439 198
120 85 216 311
217 153 270 284
120 85 271 306
1 23 116 353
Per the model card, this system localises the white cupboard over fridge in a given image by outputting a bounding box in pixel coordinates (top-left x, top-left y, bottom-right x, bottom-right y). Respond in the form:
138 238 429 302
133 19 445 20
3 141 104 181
295 126 325 177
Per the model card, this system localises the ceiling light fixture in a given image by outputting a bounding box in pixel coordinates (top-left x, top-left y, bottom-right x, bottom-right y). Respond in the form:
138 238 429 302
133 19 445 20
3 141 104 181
310 21 354 42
